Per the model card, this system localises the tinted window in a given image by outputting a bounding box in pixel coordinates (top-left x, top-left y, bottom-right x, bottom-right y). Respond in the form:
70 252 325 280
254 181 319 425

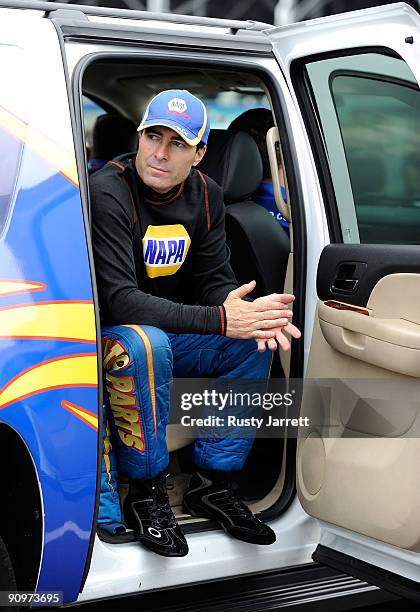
0 127 23 230
203 92 270 129
301 52 420 244
0 45 24 233
83 95 107 152
332 74 420 244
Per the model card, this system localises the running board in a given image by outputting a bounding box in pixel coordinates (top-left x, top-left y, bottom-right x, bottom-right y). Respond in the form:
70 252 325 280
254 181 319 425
313 544 420 604
68 563 396 610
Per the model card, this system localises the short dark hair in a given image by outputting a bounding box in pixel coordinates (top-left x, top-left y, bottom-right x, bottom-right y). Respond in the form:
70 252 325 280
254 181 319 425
196 141 206 151
228 108 274 180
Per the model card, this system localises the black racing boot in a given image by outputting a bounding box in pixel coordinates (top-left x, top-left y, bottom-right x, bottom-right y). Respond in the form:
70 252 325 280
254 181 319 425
183 470 276 545
124 472 189 557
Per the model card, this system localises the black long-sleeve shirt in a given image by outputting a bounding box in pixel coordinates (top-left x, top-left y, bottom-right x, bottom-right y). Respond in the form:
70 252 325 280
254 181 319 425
90 154 238 335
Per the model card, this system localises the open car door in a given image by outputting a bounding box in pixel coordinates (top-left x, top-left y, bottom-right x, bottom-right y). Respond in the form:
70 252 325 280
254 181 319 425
268 2 420 601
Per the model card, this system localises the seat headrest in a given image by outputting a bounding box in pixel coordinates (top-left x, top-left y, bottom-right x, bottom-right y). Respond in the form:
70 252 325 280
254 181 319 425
197 129 263 203
92 114 138 161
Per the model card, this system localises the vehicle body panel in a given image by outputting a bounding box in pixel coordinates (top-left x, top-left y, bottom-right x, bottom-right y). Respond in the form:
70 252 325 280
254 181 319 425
0 12 98 602
268 0 420 589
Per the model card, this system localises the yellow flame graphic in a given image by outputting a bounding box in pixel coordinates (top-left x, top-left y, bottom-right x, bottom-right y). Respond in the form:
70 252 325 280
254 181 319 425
0 106 78 187
61 400 98 431
0 280 98 429
0 354 97 410
0 301 95 343
0 280 45 297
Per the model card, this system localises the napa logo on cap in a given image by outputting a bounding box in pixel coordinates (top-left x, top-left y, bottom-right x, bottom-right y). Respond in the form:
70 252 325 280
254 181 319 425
167 98 188 116
142 224 191 278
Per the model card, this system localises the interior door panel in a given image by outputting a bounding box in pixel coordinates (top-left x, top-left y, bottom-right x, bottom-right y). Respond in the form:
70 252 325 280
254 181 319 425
318 271 420 377
317 244 420 306
266 0 420 592
298 244 420 551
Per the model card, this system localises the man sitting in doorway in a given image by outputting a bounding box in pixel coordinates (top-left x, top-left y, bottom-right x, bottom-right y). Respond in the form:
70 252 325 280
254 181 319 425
90 89 301 557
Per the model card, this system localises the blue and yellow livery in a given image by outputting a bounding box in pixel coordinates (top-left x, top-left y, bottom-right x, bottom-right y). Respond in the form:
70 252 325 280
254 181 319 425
0 78 98 602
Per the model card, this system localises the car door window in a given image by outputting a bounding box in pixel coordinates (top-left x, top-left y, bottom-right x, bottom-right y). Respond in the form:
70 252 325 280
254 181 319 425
298 52 420 244
0 45 24 234
202 91 270 128
83 95 108 157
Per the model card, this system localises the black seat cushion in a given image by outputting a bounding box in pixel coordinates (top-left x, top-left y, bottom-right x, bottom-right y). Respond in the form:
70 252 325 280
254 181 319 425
225 202 290 298
92 114 138 161
198 129 263 203
198 128 290 298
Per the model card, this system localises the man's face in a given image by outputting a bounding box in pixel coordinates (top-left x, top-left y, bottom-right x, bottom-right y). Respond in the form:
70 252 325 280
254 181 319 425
135 126 206 193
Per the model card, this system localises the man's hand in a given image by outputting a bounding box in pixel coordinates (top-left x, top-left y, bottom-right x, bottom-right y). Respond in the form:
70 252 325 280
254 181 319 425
255 321 301 353
251 291 301 352
223 280 297 343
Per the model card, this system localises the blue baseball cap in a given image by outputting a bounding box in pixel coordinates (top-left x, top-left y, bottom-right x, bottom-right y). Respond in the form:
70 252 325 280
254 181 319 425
137 89 210 146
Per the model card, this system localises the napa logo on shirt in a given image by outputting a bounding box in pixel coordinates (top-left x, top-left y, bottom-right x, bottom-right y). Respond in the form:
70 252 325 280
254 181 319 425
142 224 191 278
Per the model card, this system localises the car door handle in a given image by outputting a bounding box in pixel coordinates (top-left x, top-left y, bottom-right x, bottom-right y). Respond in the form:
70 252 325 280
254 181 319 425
318 300 420 377
330 261 367 295
331 278 359 293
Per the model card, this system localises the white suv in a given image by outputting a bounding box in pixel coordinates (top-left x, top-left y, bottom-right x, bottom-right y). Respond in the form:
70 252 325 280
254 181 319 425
0 1 419 608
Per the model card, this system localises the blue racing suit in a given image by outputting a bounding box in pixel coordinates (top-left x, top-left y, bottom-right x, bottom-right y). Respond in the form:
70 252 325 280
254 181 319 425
98 391 125 534
255 180 289 237
102 324 271 477
98 324 271 527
